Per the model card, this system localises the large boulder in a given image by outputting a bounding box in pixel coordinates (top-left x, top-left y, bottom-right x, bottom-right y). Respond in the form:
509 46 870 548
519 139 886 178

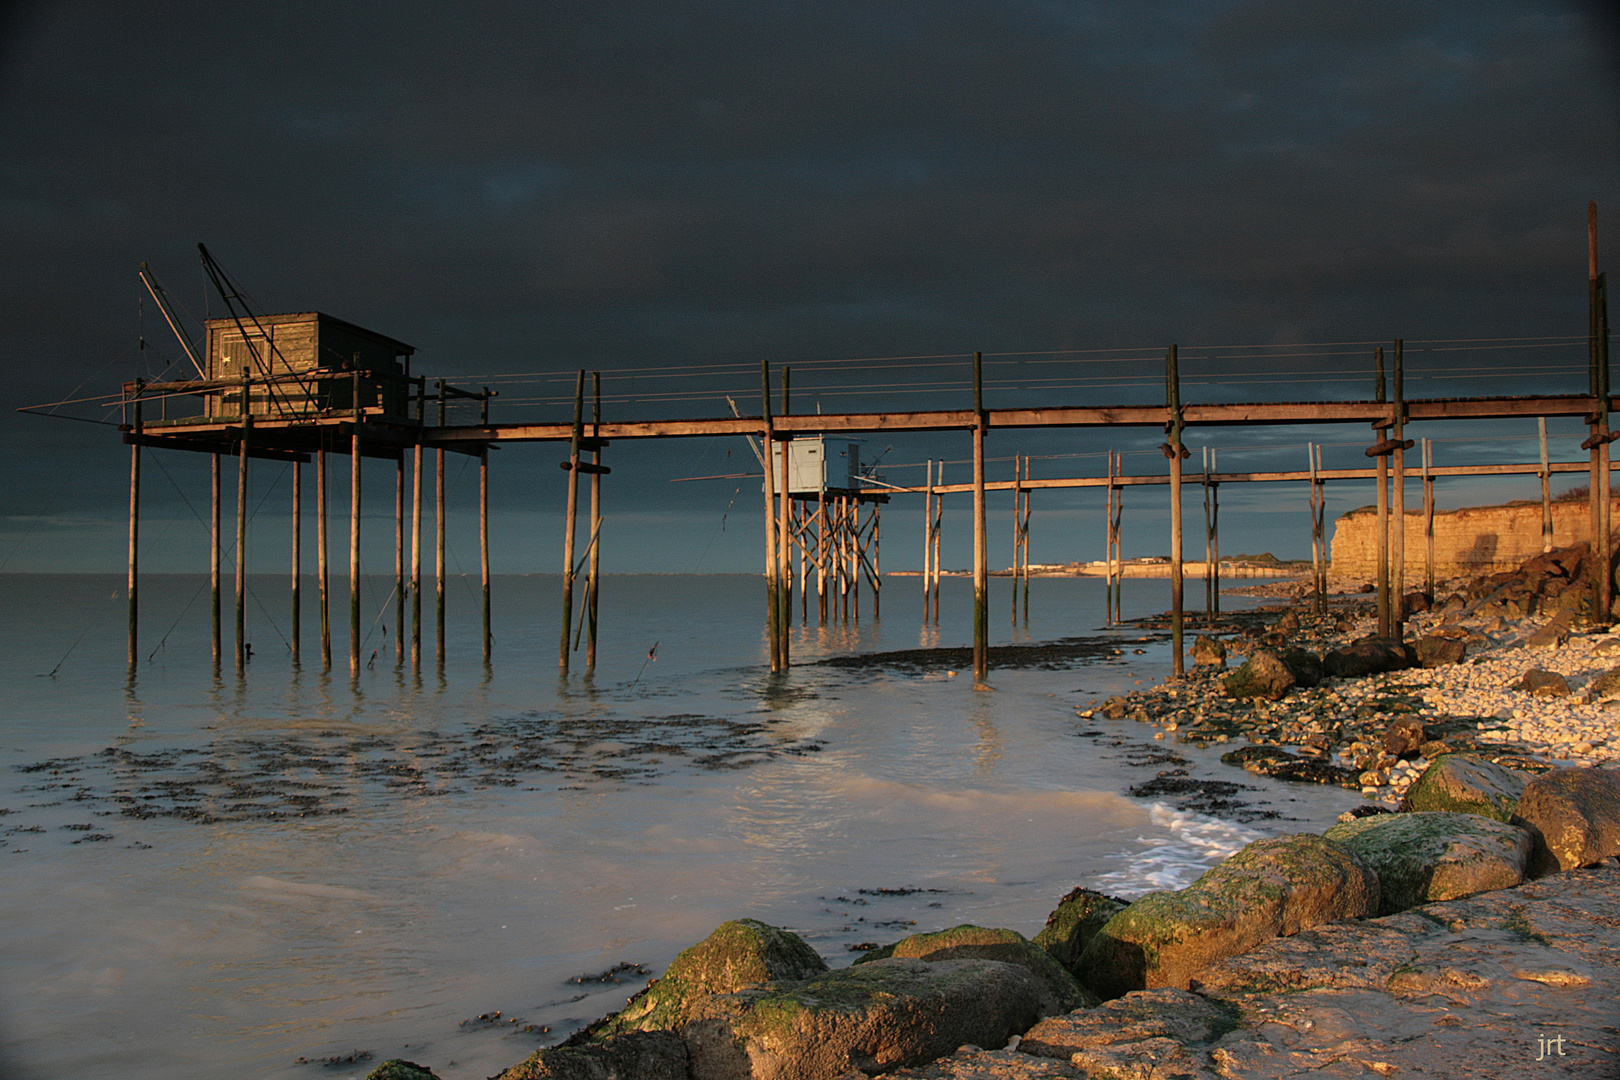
369 1064 443 1080
689 957 1054 1080
1322 811 1533 915
1415 634 1466 668
1525 610 1576 649
1520 668 1571 697
1222 649 1296 700
1584 663 1620 702
494 1031 688 1080
1399 753 1528 822
1514 767 1620 874
1191 635 1227 668
1322 637 1416 679
597 918 827 1038
852 924 1093 1012
1075 833 1377 999
1032 887 1128 974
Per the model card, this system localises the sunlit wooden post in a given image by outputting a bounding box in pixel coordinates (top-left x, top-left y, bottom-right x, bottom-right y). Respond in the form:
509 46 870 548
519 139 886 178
1374 346 1389 637
236 412 250 673
779 369 792 663
411 379 423 669
559 370 584 675
1210 448 1220 616
1308 443 1321 613
393 450 404 665
761 361 781 671
585 377 600 672
1422 437 1435 598
1540 419 1553 553
350 371 362 674
126 380 142 672
972 351 989 683
484 387 496 665
290 458 300 665
435 382 446 666
212 450 222 666
318 440 330 669
1166 346 1185 677
1392 339 1407 635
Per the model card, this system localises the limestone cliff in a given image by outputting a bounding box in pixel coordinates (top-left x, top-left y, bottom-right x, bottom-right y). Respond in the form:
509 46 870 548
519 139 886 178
1329 497 1620 581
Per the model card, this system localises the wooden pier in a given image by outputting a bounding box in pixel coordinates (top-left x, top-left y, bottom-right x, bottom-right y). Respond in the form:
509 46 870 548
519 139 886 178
96 219 1612 682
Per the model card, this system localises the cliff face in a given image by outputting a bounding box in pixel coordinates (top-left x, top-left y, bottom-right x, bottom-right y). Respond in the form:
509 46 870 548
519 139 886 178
1329 498 1620 581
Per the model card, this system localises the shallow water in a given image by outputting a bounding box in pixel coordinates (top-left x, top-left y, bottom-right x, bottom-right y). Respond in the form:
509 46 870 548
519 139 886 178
0 573 1361 1080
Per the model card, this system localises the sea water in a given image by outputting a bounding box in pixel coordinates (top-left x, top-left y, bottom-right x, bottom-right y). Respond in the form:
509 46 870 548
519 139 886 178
0 573 1362 1079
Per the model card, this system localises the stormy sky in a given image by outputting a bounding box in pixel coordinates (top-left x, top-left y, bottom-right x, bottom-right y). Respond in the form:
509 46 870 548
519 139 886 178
1 0 1617 576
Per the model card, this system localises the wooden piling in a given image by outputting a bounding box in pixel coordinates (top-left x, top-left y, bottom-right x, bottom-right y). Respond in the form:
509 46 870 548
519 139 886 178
127 382 142 671
1423 438 1435 598
761 362 781 671
1202 446 1213 623
290 458 300 664
435 384 446 666
560 370 584 675
394 452 403 664
779 370 792 663
318 442 330 669
350 376 362 675
1210 448 1220 616
1540 419 1553 553
1392 339 1407 634
236 413 249 673
212 451 222 666
586 377 600 671
1374 346 1389 637
1596 209 1612 624
972 352 988 683
411 383 423 669
1167 346 1185 678
1314 444 1327 603
1308 444 1321 612
1019 457 1029 622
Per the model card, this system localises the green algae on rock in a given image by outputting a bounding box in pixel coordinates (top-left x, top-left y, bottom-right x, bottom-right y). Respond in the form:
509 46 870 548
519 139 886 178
597 918 826 1038
1399 753 1528 822
1324 810 1533 915
851 923 1095 1012
366 1061 441 1080
1032 887 1128 975
1077 833 1377 1000
493 1031 687 1080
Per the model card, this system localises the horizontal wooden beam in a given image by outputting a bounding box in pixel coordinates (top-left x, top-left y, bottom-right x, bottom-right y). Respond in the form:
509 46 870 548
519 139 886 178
894 459 1606 495
122 431 311 463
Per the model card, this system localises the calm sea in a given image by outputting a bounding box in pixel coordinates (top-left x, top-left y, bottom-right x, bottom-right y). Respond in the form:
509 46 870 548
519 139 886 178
0 572 1361 1080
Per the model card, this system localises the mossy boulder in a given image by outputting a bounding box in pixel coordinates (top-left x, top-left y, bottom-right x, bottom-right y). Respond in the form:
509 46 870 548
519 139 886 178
367 1063 441 1080
1223 649 1297 699
1032 887 1128 974
1514 767 1620 873
1324 811 1532 915
1076 833 1377 1000
691 956 1052 1079
851 923 1094 1012
597 918 826 1038
1322 637 1416 678
1399 753 1528 822
493 1031 687 1080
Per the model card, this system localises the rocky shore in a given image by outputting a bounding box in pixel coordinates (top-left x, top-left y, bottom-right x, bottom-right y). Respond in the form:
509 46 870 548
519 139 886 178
361 543 1620 1080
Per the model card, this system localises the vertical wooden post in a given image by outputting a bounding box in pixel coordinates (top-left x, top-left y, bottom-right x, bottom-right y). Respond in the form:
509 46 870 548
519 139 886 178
435 383 446 667
779 370 792 662
318 441 330 669
922 463 934 622
1167 346 1185 677
972 352 988 683
1374 346 1389 637
817 491 828 624
1595 204 1612 624
394 450 404 664
291 458 300 665
481 387 494 665
127 381 142 672
1315 444 1327 603
797 502 808 623
1540 419 1553 553
236 413 250 673
1423 437 1435 598
933 465 943 622
1308 444 1321 613
1203 446 1213 623
350 373 362 675
586 376 600 672
560 370 584 675
1020 457 1030 622
1012 455 1022 624
411 381 423 669
1104 451 1114 624
1210 449 1220 616
873 502 882 618
1392 339 1407 635
761 361 781 671
212 451 221 667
